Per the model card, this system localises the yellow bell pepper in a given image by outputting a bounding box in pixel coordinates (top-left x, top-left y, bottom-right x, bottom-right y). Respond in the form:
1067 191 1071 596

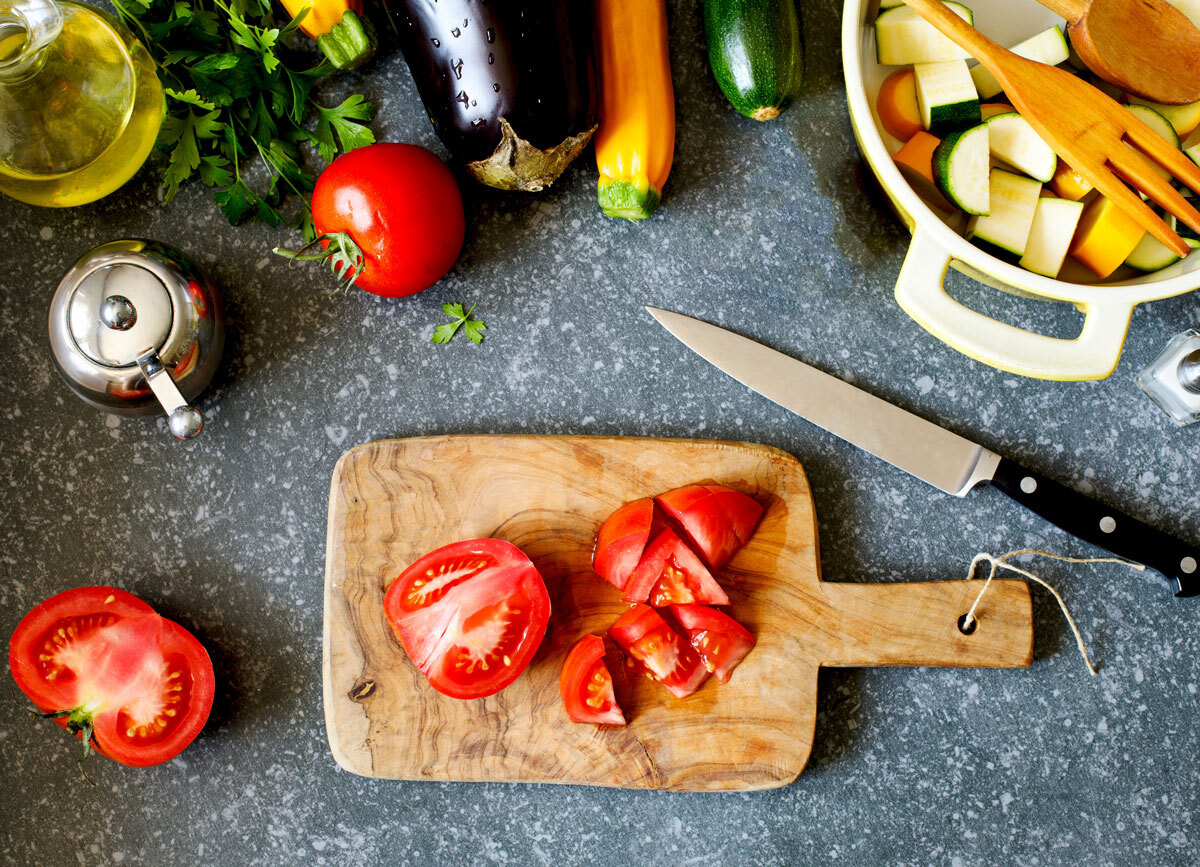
1070 196 1145 278
279 0 375 70
594 0 675 221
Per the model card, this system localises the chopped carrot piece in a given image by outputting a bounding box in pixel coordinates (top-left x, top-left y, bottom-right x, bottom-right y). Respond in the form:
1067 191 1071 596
877 69 924 142
893 131 953 212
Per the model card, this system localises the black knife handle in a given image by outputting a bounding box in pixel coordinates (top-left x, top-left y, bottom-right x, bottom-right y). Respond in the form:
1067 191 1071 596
990 458 1199 598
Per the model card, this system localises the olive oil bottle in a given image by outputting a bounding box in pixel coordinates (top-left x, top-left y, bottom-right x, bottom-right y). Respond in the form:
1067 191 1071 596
0 0 164 207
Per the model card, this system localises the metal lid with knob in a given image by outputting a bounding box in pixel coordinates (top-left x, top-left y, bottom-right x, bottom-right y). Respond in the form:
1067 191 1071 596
48 239 225 440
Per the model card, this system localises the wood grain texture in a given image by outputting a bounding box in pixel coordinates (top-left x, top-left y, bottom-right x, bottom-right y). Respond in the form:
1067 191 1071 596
1037 0 1200 105
322 435 1033 792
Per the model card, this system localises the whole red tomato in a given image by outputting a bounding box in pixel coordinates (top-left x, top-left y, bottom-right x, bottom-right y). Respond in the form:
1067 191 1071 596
312 143 465 297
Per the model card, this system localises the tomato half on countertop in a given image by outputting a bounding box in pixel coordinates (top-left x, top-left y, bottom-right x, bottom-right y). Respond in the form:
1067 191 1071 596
309 143 465 297
384 539 551 700
8 587 215 767
560 634 625 726
654 484 764 570
670 604 756 684
609 604 708 699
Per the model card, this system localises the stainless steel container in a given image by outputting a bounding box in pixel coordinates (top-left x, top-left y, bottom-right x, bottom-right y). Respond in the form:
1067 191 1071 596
48 239 225 440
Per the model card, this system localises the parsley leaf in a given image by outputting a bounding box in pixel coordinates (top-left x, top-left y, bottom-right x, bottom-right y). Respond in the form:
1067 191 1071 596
309 95 376 162
159 108 224 199
432 303 487 346
163 86 215 108
214 179 258 224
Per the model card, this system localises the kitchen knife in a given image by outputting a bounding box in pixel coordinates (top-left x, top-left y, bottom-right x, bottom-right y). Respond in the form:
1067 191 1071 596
648 307 1199 598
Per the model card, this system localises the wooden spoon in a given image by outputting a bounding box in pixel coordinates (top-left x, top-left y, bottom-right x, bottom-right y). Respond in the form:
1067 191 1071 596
903 0 1200 256
1036 0 1200 105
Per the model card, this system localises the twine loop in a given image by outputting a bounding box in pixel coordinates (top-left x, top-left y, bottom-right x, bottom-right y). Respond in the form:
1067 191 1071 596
961 548 1146 676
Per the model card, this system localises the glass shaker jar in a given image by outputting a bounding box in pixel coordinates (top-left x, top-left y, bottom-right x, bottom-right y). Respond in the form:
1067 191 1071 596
0 0 164 207
1136 329 1200 427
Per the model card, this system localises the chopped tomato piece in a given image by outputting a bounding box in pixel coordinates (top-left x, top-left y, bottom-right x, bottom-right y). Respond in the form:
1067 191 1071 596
609 604 708 699
8 586 215 767
655 484 763 569
384 539 551 700
670 604 756 684
593 497 655 591
702 485 764 546
559 635 625 726
620 528 730 606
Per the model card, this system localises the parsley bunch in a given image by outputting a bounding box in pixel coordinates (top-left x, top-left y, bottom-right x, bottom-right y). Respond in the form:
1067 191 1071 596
113 0 376 231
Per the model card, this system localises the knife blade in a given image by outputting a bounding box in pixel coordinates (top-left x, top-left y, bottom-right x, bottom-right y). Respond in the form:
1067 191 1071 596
648 307 1199 598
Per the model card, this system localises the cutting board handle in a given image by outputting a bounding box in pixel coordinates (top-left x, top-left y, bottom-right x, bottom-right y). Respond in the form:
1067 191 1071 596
818 579 1033 669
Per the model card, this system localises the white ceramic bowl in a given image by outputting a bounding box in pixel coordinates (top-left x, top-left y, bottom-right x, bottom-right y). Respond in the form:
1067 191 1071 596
842 0 1200 380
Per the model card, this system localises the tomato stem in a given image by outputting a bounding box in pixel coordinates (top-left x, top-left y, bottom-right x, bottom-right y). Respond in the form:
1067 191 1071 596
34 706 99 781
272 232 366 294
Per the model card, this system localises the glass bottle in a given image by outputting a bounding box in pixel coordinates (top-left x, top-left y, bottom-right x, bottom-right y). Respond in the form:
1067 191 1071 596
1135 328 1200 427
0 0 163 207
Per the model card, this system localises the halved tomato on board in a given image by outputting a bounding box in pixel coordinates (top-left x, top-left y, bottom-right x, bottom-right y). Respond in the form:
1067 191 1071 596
670 604 756 684
384 539 551 700
559 634 625 725
620 528 730 607
8 586 215 768
608 604 708 699
655 485 763 570
592 497 655 591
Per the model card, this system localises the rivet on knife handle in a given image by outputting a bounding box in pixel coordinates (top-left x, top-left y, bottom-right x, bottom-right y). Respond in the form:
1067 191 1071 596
989 458 1199 598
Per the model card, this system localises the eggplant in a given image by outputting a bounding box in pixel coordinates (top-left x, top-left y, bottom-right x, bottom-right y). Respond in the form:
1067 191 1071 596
394 0 599 191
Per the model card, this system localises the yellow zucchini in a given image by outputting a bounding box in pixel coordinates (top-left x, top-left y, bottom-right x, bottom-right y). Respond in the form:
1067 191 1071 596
1070 196 1145 278
594 0 675 221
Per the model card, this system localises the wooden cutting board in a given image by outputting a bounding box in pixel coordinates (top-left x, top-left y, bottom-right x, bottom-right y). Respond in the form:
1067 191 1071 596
322 435 1032 792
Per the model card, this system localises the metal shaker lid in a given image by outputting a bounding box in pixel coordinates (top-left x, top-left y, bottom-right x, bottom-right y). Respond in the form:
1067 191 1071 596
67 261 174 368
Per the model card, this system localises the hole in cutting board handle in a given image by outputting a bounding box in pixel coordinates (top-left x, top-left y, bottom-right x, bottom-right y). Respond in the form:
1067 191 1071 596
957 613 977 635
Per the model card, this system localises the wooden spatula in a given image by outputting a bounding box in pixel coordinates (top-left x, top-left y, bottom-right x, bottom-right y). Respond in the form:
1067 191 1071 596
1036 0 1200 105
903 0 1200 258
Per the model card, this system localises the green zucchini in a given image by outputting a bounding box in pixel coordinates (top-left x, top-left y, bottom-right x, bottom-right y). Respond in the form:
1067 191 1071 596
986 111 1057 182
1125 231 1182 272
932 122 990 215
1126 104 1180 184
875 2 974 65
966 169 1042 259
704 0 805 121
1019 196 1084 277
914 60 980 132
970 26 1069 100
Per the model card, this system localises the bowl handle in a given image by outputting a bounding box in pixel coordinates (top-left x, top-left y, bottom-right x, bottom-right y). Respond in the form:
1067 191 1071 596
894 229 1135 381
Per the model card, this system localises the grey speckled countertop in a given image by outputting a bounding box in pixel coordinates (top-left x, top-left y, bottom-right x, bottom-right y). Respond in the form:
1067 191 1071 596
1 1 1198 864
